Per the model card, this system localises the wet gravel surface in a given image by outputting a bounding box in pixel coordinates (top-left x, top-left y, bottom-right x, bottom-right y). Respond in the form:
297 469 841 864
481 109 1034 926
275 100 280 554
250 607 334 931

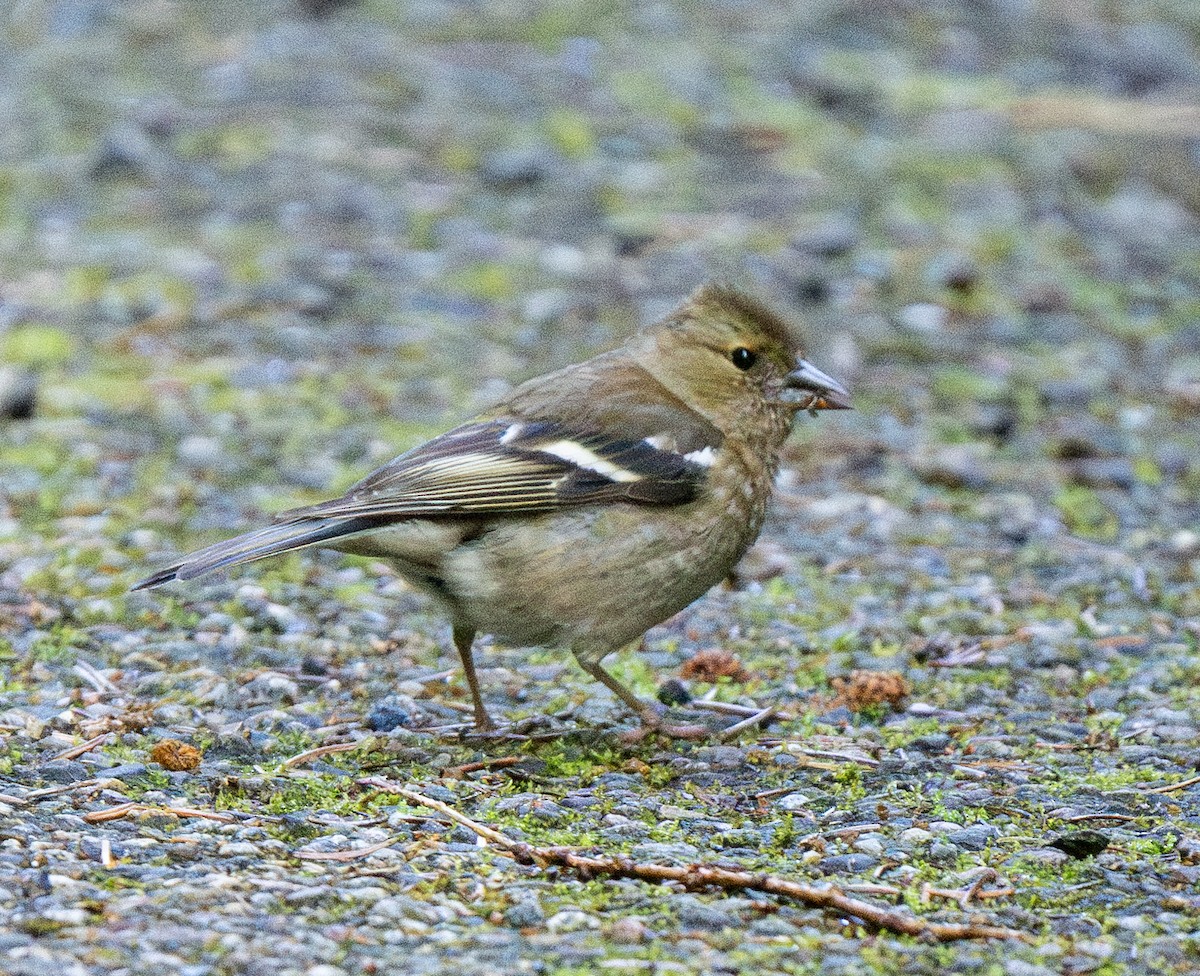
2 1 1200 973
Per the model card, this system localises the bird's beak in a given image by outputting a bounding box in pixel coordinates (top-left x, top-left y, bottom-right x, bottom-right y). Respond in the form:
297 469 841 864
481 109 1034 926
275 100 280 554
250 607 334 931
785 359 852 411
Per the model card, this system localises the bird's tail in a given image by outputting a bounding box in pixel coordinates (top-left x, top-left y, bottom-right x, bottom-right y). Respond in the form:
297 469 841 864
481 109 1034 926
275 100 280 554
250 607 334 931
131 517 378 590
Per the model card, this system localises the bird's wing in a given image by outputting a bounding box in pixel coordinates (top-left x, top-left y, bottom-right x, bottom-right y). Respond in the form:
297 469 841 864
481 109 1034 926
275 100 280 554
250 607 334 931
131 355 728 591
131 418 716 590
276 418 716 521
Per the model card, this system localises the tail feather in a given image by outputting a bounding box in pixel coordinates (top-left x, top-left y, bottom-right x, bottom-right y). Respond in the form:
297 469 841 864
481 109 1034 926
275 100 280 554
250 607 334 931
131 517 377 591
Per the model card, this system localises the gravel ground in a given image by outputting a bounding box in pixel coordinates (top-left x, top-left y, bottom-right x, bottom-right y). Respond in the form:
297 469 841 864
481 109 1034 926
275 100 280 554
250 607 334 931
2 1 1200 974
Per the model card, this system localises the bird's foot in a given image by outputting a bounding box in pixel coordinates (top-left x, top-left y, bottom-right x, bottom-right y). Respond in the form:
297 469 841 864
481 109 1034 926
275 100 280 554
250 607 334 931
458 711 563 740
618 706 712 742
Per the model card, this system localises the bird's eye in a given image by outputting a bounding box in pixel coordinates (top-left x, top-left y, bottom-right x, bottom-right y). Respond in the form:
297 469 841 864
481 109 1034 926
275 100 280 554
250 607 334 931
730 347 757 370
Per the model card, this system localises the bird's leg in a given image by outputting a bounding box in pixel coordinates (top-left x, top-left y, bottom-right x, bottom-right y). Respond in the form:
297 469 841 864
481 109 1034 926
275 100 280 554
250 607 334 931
452 624 495 732
575 655 708 740
575 657 651 717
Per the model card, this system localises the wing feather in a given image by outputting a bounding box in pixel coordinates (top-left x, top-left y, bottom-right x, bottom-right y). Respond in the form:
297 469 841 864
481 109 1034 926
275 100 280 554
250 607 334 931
131 516 380 590
134 330 740 591
277 419 711 521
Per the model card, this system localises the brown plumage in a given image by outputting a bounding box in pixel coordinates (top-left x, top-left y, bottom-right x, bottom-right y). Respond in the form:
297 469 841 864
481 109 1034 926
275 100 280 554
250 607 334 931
134 284 850 731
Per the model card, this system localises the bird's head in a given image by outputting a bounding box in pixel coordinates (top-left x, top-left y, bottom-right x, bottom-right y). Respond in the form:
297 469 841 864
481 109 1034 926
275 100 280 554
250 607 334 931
631 283 851 432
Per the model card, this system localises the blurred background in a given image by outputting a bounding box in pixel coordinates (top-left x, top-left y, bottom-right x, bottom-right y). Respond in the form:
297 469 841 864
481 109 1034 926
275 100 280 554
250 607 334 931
0 0 1198 665
2 3 1200 972
2 0 1198 534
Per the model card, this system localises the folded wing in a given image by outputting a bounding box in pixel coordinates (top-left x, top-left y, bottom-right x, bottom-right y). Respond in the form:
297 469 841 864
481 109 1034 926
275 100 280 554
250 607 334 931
284 419 708 520
133 419 716 589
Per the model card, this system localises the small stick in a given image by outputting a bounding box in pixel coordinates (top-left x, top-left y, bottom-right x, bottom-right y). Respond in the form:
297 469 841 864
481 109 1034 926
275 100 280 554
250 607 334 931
754 786 805 802
797 824 883 844
283 741 360 768
361 779 511 845
441 756 522 779
951 764 989 781
1145 775 1200 795
295 835 403 862
360 778 1028 943
786 747 880 767
83 803 242 825
73 661 121 695
960 869 1007 907
690 699 799 722
51 733 112 762
25 779 101 800
922 880 1016 909
842 882 903 897
83 802 140 823
689 699 759 715
718 706 777 742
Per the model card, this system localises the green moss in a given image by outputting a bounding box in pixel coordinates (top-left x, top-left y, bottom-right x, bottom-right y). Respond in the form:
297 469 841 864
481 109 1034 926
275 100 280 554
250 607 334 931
28 623 91 665
544 109 597 159
1132 456 1162 485
408 209 440 250
177 123 275 170
930 367 1008 405
1 325 74 366
610 69 702 128
831 762 866 799
0 440 71 476
1055 485 1120 542
64 264 113 304
437 139 480 173
446 262 517 301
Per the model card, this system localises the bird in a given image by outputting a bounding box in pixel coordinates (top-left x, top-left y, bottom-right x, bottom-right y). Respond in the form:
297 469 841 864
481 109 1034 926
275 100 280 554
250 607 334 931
133 283 851 732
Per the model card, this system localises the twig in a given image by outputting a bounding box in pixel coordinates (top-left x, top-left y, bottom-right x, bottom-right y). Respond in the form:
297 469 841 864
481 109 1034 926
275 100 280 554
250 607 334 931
283 741 360 768
83 802 141 823
842 882 903 897
360 778 1028 942
441 756 522 779
1064 813 1139 823
796 824 883 846
416 722 476 735
754 786 805 802
928 645 985 668
414 669 458 684
1059 880 1104 893
73 661 121 695
718 706 777 742
83 803 247 825
785 747 880 767
307 814 388 829
295 835 403 862
1011 96 1200 137
689 699 759 715
689 700 796 722
25 779 101 800
1145 775 1200 795
51 732 112 762
922 882 1016 909
361 780 510 844
921 870 1014 909
962 870 1011 906
951 764 989 781
169 805 256 822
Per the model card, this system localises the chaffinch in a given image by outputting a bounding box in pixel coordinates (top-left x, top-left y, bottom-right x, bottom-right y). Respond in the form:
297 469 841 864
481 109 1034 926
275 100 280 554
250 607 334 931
134 284 850 731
